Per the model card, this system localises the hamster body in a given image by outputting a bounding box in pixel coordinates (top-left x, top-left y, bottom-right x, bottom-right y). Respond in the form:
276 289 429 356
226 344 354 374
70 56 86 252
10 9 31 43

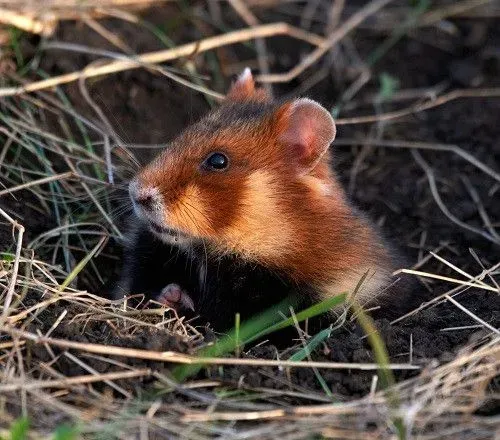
116 221 315 328
114 69 410 329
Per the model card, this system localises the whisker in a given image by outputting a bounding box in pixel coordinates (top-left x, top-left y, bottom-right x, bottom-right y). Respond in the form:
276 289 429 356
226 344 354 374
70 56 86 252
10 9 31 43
181 200 215 233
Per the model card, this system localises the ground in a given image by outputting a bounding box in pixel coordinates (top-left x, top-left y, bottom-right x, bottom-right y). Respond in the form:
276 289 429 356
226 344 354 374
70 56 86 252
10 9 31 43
0 1 499 439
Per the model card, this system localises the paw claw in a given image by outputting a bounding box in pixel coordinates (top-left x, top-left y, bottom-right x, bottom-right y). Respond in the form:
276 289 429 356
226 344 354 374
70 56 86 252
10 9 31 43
158 283 195 312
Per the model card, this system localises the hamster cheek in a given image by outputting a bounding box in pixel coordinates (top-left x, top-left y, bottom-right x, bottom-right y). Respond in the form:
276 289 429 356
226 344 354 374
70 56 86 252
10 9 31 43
170 184 211 236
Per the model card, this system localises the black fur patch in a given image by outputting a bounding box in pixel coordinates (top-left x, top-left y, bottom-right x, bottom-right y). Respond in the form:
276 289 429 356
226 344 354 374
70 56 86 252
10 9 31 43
114 221 314 331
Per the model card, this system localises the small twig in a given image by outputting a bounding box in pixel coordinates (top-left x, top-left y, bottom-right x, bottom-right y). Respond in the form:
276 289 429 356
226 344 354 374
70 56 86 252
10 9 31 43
77 72 120 184
0 23 325 98
412 149 500 246
392 261 500 324
82 13 133 54
43 41 226 100
256 0 394 83
0 208 24 325
300 0 323 31
417 230 427 263
334 138 500 184
27 222 109 250
64 351 131 398
0 0 172 23
418 0 495 27
0 325 420 371
45 309 68 337
327 0 346 33
394 268 499 293
0 340 25 349
469 248 500 291
444 295 500 336
340 82 449 112
440 325 482 332
0 171 74 197
336 88 500 125
0 368 151 392
78 72 121 143
430 251 490 288
461 175 500 242
0 7 56 35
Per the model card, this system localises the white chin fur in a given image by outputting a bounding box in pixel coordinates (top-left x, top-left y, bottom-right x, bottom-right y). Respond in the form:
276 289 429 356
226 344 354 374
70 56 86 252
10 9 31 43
132 208 193 248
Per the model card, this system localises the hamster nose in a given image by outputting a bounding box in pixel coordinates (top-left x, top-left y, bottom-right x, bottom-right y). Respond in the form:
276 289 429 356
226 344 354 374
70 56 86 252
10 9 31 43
136 194 154 210
129 179 159 212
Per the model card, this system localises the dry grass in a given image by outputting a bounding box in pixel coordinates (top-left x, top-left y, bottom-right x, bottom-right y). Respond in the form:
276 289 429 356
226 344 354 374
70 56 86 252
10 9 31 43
1 0 499 439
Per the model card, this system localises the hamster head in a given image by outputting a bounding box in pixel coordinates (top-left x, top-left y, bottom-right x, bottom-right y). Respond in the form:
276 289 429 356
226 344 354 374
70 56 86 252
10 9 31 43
130 69 337 264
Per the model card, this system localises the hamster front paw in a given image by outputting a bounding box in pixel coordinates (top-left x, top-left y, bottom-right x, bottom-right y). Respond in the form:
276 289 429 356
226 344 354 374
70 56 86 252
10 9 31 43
156 283 195 312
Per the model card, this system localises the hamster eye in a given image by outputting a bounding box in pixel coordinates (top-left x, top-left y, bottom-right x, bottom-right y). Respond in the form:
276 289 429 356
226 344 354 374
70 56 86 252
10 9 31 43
202 152 229 172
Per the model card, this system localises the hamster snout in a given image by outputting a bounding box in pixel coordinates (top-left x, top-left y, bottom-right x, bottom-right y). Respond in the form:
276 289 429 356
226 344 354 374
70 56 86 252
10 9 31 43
129 178 161 217
129 177 193 246
129 178 164 228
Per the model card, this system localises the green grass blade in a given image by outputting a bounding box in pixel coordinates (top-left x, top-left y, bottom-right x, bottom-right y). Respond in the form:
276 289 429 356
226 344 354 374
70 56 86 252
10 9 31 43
59 236 107 291
172 293 347 382
9 417 30 440
235 312 241 357
52 424 80 440
246 293 347 345
351 302 406 440
290 326 335 398
289 327 332 362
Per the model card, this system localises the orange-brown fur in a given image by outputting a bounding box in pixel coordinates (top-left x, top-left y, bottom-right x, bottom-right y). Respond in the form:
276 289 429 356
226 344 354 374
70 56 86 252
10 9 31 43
134 72 395 305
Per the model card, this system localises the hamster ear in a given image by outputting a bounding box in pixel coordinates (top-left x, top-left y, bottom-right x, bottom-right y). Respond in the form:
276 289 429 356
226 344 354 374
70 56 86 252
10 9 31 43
275 98 336 174
226 68 270 102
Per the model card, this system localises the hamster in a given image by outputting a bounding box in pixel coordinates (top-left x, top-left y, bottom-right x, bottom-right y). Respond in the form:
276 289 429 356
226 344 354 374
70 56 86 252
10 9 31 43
114 68 410 329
